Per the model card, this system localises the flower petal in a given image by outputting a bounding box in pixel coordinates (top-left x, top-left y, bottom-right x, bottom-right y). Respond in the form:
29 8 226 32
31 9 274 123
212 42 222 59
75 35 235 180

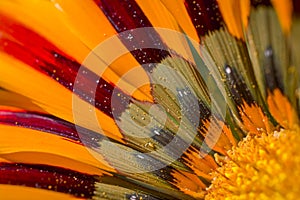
0 0 151 102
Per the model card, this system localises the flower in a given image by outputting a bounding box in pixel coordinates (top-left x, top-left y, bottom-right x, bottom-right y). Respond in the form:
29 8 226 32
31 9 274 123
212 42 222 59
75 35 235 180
0 0 300 199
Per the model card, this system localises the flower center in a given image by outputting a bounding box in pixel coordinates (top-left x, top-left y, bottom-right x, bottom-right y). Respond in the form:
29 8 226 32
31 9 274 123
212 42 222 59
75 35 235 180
205 126 300 200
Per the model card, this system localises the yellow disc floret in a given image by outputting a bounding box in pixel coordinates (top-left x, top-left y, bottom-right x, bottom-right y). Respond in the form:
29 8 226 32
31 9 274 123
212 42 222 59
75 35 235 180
205 127 300 200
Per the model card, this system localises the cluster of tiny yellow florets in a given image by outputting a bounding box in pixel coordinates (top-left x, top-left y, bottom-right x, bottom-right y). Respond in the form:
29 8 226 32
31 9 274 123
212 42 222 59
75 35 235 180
205 127 300 200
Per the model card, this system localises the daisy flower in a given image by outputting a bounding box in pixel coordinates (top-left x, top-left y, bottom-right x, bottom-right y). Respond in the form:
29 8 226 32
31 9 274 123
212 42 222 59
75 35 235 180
0 0 299 199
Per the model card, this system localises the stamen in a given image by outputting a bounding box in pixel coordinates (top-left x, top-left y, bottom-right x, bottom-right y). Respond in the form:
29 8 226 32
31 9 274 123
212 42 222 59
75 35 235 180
206 126 300 199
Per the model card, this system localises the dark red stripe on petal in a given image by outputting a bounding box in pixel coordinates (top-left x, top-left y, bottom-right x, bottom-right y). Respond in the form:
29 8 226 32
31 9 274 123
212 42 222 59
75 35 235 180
251 0 272 7
0 163 183 200
0 109 105 148
0 163 97 198
74 66 130 118
293 0 300 15
94 0 152 32
184 0 223 37
0 15 129 119
0 110 80 143
93 0 170 70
